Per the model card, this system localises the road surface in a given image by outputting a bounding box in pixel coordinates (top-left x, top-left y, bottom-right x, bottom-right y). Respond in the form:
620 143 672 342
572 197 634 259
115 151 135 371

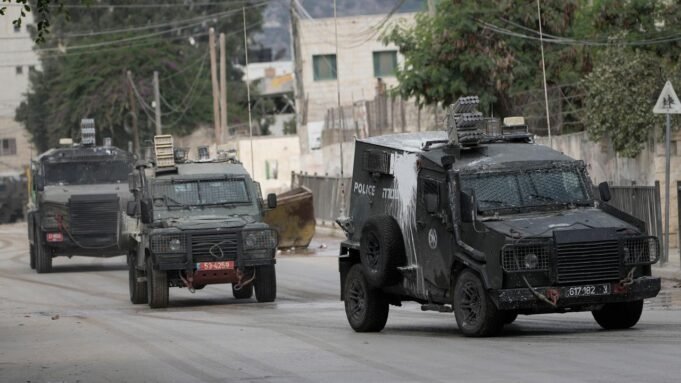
1 222 680 383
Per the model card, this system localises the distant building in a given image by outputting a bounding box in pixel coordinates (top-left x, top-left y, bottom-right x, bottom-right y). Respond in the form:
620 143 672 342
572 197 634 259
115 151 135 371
239 61 295 136
292 12 416 153
0 7 38 171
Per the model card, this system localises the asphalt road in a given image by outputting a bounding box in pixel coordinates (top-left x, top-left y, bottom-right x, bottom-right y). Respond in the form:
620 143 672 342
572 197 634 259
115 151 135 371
1 222 680 383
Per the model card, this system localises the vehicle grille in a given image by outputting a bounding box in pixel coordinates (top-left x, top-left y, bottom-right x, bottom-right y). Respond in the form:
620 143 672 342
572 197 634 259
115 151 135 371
69 194 119 247
190 232 239 262
555 240 621 284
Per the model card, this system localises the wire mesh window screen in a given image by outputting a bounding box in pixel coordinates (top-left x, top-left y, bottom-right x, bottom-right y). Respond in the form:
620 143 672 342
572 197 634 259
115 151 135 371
363 150 391 174
422 179 440 205
461 167 589 211
153 180 249 206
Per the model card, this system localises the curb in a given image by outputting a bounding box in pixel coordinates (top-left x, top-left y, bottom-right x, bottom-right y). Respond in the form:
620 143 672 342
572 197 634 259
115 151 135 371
652 268 681 282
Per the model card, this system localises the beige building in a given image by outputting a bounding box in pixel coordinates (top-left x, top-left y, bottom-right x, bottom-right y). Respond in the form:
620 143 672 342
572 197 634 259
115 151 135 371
174 126 300 194
293 12 416 153
0 7 38 171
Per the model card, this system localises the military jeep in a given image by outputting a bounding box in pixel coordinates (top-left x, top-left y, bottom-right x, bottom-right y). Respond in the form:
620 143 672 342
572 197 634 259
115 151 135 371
337 96 661 337
127 136 278 308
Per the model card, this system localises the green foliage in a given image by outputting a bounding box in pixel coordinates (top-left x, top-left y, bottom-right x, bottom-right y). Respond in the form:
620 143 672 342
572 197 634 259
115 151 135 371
14 0 264 152
583 48 664 157
383 0 585 115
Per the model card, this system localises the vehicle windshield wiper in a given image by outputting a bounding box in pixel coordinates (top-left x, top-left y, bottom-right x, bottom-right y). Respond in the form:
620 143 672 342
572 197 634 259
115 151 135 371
479 199 507 206
528 194 558 202
163 195 191 209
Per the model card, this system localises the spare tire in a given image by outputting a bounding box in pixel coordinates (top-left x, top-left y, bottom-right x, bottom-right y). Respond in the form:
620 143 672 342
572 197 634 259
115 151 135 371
359 216 405 287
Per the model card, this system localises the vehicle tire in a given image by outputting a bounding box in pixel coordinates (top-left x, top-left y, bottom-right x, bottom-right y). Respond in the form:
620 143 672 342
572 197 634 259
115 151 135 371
146 256 169 309
128 253 148 304
35 231 52 274
359 216 405 287
254 265 276 303
29 244 36 270
501 311 518 325
344 264 389 332
453 270 503 337
232 283 254 299
592 300 644 330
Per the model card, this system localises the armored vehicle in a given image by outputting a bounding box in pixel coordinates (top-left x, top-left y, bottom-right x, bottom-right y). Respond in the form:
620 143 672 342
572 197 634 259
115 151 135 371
0 171 27 223
126 135 278 308
337 96 661 337
26 120 135 273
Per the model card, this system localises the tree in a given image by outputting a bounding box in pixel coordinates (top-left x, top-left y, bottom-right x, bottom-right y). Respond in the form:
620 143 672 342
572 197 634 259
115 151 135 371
382 0 586 116
583 47 664 157
0 0 71 43
15 0 264 152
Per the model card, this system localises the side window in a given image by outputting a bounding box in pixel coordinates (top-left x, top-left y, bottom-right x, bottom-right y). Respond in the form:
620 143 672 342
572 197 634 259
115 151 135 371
421 178 441 213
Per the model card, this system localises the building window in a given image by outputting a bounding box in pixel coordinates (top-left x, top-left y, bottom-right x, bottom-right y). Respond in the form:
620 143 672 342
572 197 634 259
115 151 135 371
28 65 36 73
265 160 279 180
313 54 337 81
0 138 17 156
373 50 398 77
15 66 23 75
13 23 21 33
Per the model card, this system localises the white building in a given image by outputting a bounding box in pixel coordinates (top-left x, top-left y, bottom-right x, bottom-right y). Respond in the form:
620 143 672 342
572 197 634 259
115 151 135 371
292 12 416 153
0 8 38 171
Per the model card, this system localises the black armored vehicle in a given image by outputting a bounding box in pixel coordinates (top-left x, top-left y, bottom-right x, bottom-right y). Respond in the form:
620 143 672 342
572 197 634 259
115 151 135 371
27 120 135 273
127 135 278 308
337 96 661 337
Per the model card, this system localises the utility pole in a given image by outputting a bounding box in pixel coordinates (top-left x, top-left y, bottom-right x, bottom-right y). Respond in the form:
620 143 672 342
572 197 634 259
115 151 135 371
153 70 162 135
243 7 255 176
537 0 552 147
428 0 436 16
209 28 221 142
219 32 228 145
126 70 140 156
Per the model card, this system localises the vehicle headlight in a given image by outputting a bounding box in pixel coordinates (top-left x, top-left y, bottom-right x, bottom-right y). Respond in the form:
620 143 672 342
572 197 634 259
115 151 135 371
242 230 277 251
151 234 185 253
524 253 539 269
624 237 659 265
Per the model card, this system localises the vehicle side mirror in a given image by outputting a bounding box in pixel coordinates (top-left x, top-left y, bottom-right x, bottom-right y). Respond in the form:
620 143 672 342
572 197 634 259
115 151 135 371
140 198 153 224
460 190 477 223
35 177 44 191
126 200 137 217
267 193 277 209
425 193 438 214
598 181 611 202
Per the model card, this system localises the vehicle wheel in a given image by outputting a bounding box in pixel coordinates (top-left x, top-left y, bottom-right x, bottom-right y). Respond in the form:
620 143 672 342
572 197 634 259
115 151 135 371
29 244 36 270
344 264 389 332
254 265 276 303
359 216 405 287
128 253 148 304
502 311 518 325
146 256 169 308
35 231 52 274
232 283 253 299
453 270 503 337
592 300 643 330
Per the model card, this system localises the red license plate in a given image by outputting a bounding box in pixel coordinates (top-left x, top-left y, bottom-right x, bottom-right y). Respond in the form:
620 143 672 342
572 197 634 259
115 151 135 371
196 261 234 271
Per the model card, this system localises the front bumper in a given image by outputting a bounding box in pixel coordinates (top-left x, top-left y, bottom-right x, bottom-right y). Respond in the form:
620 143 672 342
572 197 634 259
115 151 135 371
156 254 275 271
493 276 661 311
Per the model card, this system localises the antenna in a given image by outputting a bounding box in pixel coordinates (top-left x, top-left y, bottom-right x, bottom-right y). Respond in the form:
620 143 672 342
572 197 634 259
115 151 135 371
334 0 346 217
243 6 255 176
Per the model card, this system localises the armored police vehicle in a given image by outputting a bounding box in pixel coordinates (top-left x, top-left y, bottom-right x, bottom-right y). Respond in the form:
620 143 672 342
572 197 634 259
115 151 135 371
337 96 661 337
0 171 27 224
27 120 135 273
127 135 278 308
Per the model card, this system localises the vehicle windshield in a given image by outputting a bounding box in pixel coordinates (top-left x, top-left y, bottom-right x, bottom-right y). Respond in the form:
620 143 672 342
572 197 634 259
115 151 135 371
44 161 131 185
152 179 251 208
459 167 590 212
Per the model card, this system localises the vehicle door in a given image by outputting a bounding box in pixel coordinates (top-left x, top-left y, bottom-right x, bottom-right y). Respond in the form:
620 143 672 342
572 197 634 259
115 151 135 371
416 170 451 291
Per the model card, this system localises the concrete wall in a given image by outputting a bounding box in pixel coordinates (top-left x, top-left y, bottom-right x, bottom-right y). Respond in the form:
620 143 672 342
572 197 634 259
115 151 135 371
536 131 681 247
0 116 34 172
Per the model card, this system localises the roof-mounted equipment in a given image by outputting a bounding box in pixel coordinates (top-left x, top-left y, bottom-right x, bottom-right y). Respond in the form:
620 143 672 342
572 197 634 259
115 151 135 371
154 135 176 169
80 119 96 146
501 117 533 142
446 96 485 147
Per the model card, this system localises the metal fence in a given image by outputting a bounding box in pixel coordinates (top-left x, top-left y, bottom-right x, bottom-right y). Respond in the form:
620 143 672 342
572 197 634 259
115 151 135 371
291 172 351 226
609 182 665 263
